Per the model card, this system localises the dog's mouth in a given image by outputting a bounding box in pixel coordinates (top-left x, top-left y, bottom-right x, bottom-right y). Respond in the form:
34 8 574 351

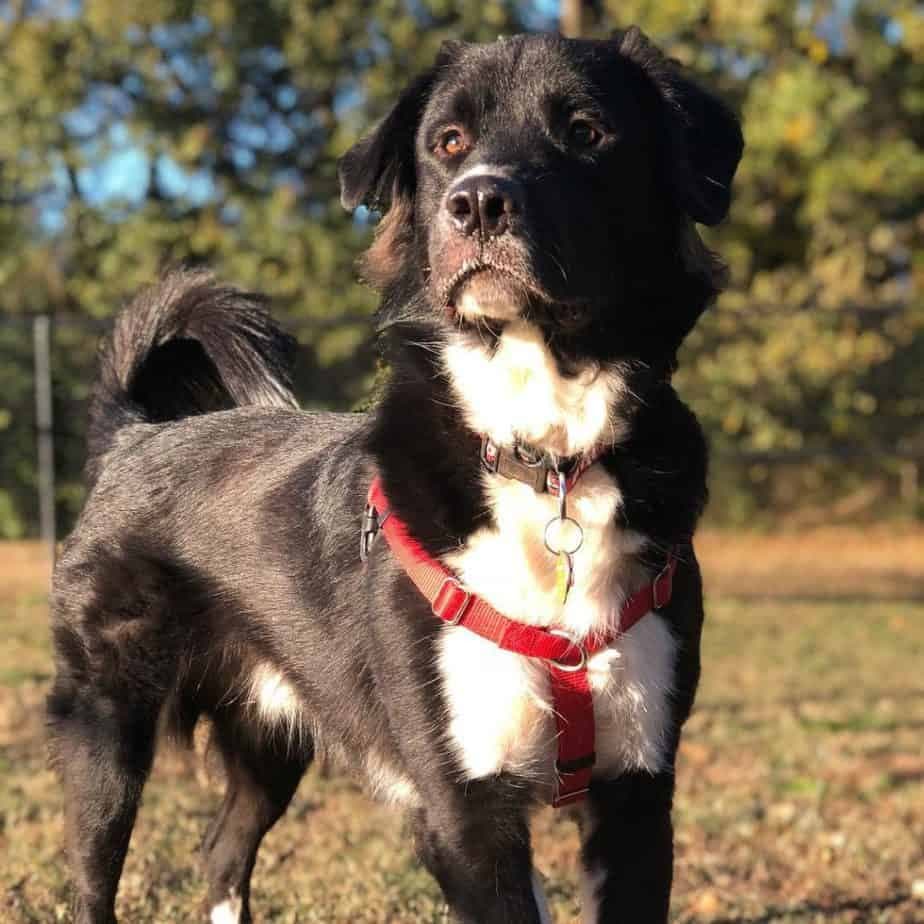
440 260 538 324
439 259 597 338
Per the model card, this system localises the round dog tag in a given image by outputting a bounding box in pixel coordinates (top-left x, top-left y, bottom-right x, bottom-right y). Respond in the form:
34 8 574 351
544 516 584 556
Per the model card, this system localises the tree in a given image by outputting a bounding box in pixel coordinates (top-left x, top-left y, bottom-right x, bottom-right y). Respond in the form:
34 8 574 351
594 1 924 522
0 1 920 534
0 0 528 535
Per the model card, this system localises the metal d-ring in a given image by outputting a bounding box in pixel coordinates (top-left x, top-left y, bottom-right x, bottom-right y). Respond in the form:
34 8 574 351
544 516 584 556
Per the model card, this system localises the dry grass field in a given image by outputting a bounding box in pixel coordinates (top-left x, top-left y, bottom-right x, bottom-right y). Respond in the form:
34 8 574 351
2 532 923 923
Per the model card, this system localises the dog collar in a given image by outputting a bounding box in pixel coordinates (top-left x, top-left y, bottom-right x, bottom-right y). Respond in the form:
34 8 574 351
480 435 604 495
361 476 678 807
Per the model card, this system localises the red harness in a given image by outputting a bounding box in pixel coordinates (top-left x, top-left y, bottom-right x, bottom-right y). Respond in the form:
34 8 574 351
364 476 678 807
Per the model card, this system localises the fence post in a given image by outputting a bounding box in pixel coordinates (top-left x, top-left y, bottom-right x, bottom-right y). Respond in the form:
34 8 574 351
33 314 56 562
899 459 919 509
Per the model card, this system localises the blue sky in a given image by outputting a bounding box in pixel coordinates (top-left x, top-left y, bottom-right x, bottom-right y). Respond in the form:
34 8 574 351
41 0 880 231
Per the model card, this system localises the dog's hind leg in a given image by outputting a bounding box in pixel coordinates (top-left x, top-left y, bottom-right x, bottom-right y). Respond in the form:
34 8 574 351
47 560 179 923
202 713 312 923
48 681 161 924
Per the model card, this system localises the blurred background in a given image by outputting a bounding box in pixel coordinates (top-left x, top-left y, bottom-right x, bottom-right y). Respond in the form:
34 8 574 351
1 3 923 923
0 0 921 540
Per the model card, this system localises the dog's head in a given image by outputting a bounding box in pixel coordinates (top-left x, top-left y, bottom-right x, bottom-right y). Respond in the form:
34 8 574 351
340 30 742 365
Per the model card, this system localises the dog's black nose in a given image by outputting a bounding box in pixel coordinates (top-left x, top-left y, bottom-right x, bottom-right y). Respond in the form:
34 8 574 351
446 175 522 239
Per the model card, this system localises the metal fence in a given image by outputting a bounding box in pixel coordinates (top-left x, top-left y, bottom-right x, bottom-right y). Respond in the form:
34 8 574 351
1 313 919 558
0 311 377 557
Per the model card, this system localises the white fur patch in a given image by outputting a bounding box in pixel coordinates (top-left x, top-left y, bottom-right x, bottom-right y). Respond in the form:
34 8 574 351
443 320 626 457
210 893 243 924
439 627 553 781
365 752 420 807
438 319 677 789
247 663 304 744
456 287 522 322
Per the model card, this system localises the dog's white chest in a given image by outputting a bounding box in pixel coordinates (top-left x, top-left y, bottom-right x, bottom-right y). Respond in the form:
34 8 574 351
439 468 677 785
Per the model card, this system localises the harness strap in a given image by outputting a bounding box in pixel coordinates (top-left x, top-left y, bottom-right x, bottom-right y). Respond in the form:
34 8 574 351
549 664 596 804
364 477 677 806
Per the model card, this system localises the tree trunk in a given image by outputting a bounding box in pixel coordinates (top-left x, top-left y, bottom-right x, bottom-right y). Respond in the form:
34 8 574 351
560 0 583 37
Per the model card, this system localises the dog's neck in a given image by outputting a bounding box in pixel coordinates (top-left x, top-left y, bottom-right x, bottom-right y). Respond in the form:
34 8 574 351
441 319 632 459
366 316 631 552
368 312 705 559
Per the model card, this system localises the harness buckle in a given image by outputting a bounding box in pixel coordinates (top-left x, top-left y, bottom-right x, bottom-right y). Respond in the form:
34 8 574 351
360 503 386 563
433 577 472 625
481 436 550 493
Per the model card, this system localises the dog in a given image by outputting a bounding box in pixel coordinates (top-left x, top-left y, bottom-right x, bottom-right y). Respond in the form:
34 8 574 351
48 28 742 924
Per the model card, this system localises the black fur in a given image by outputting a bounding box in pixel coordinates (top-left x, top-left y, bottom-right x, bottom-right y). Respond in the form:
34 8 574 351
49 30 741 924
85 269 298 487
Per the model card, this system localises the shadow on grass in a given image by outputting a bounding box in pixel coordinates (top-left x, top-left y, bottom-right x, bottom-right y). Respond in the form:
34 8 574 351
710 891 913 923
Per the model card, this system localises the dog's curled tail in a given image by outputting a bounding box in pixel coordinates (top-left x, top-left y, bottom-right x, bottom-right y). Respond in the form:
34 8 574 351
86 268 298 485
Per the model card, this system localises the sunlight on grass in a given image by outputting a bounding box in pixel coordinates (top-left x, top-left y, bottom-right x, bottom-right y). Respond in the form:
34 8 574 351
1 540 922 922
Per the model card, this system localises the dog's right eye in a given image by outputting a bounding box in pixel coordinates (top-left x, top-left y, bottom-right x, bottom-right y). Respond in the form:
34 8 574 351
568 119 604 149
436 128 470 159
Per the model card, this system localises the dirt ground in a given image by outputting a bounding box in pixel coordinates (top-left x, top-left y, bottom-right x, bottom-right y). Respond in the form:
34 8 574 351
1 533 922 923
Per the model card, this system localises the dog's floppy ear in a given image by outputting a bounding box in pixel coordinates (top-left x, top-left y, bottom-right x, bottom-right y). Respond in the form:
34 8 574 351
619 26 743 226
339 43 463 289
338 69 435 212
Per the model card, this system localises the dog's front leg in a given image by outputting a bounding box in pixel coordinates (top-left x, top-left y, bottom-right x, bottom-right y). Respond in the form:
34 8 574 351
409 782 548 924
580 772 675 923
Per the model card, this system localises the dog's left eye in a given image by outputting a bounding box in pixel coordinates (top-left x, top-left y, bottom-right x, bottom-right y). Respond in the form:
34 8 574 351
436 128 470 159
568 119 603 149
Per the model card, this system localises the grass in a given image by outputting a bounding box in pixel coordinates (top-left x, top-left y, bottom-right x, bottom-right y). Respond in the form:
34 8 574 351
1 535 923 923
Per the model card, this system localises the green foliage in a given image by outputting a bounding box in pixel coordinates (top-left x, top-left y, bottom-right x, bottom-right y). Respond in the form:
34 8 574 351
0 1 920 532
600 0 923 521
0 0 526 533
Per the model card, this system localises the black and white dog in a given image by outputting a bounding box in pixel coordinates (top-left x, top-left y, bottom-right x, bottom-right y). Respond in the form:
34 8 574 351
48 29 742 924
